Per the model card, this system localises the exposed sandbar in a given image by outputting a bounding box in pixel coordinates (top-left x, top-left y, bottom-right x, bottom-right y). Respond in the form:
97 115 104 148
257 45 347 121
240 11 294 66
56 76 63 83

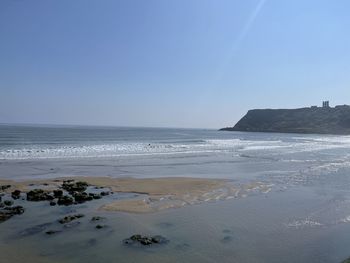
0 177 272 213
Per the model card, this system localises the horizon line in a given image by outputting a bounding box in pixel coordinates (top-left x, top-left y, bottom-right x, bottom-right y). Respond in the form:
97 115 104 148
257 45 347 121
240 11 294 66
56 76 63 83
0 122 217 131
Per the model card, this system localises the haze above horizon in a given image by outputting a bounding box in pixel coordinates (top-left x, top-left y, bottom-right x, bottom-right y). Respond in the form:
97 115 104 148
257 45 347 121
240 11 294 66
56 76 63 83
1 0 350 129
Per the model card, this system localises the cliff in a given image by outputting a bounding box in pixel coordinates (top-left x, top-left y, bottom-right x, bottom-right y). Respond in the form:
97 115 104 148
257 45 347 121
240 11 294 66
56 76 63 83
220 105 350 135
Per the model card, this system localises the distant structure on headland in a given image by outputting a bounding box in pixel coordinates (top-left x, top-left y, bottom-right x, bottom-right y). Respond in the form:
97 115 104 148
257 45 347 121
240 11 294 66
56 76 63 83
312 101 330 108
322 101 330 108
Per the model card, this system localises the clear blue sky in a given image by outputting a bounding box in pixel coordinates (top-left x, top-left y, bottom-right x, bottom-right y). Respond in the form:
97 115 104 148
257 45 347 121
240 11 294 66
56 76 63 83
1 0 349 128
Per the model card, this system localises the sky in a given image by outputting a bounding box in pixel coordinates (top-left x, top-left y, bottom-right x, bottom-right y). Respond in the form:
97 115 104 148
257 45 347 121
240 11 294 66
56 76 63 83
1 0 350 129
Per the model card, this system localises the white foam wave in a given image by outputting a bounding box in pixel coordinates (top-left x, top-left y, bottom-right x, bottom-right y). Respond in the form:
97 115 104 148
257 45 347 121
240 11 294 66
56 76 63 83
286 218 323 229
2 135 350 160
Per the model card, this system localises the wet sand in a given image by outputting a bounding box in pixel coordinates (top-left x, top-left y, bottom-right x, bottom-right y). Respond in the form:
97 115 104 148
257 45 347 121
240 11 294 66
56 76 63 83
0 176 271 213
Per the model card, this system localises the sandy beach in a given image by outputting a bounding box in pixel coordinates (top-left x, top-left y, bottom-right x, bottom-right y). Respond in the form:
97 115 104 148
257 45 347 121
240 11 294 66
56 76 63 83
0 176 271 213
2 127 350 263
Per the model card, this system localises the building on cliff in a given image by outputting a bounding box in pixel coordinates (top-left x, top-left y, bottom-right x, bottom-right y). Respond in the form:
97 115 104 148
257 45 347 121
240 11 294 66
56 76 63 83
322 101 330 108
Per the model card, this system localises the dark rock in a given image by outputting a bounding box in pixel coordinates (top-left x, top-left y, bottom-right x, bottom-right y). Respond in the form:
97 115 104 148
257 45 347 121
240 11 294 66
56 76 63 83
53 189 63 198
73 192 93 203
62 181 88 194
95 224 106 229
57 195 74 206
0 206 25 223
123 234 169 246
59 214 84 224
151 235 168 244
100 191 110 196
140 238 153 245
0 212 11 222
4 200 13 206
49 201 56 206
4 206 25 214
11 190 21 199
91 216 106 222
88 193 102 199
46 230 61 235
0 185 11 191
27 189 54 201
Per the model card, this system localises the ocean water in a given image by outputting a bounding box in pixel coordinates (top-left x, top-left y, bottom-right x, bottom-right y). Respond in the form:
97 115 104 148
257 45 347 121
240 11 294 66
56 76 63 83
1 124 350 262
2 124 350 161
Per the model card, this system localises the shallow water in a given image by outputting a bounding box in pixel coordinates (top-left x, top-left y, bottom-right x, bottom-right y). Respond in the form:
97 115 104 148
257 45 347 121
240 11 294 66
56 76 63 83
2 186 350 263
1 125 350 262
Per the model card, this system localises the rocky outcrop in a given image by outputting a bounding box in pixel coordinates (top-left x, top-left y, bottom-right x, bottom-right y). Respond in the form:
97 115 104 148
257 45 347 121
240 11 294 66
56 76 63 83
221 105 350 135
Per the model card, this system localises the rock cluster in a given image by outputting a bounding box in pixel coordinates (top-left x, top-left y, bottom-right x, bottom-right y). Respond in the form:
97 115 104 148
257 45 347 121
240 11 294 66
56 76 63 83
0 205 24 223
62 181 88 194
59 214 84 224
123 234 169 246
27 189 54 201
0 185 11 191
0 179 111 223
25 180 104 206
57 195 74 206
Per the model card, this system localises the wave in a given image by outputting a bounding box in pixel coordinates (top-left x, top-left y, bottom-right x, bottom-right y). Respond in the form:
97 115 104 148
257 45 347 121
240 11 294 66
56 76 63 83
2 135 350 160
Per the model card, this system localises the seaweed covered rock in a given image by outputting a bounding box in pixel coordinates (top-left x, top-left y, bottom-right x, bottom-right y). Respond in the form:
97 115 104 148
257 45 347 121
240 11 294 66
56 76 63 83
73 192 93 203
53 189 63 198
27 189 54 201
123 234 169 246
57 195 74 206
0 206 25 223
11 190 21 199
46 230 61 235
62 181 88 194
0 185 11 191
4 200 13 206
59 214 84 224
88 193 102 199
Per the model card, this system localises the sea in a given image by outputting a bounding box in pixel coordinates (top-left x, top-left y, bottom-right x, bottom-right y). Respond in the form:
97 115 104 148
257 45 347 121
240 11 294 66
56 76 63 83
1 124 350 262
